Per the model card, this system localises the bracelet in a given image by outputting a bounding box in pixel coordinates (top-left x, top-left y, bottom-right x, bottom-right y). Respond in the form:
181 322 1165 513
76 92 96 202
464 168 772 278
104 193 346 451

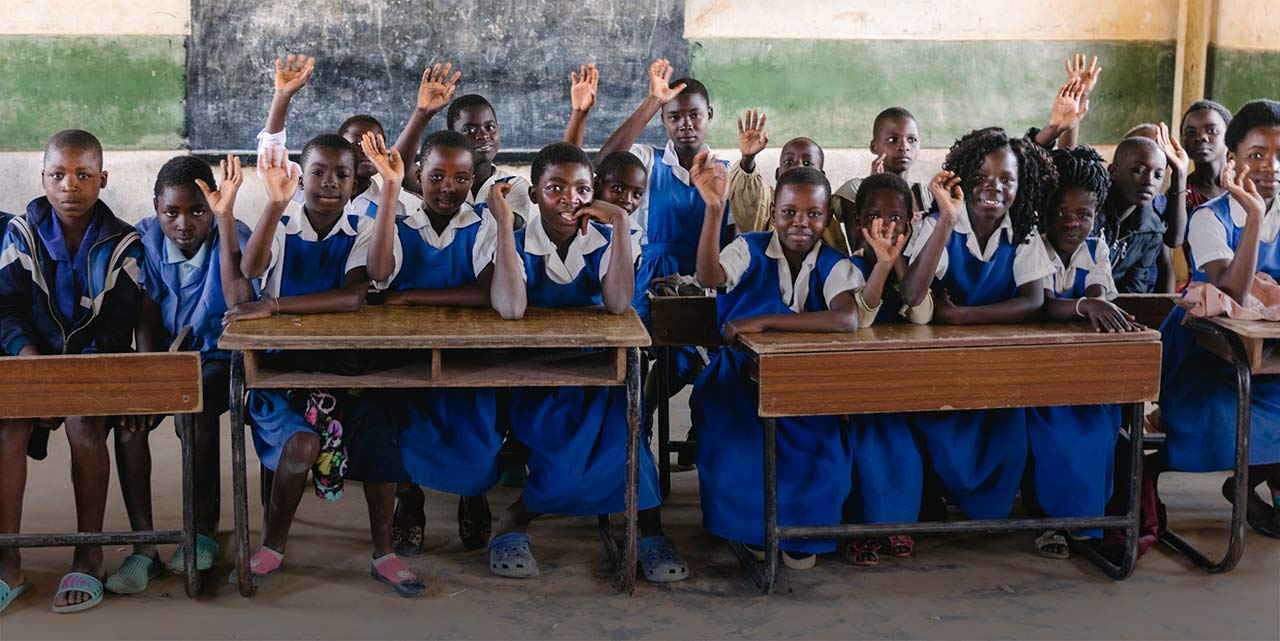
271 296 280 315
1075 297 1088 318
1170 189 1188 197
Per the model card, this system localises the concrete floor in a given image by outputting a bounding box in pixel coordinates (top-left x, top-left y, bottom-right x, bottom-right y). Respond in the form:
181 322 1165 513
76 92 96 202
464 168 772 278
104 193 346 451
3 400 1278 641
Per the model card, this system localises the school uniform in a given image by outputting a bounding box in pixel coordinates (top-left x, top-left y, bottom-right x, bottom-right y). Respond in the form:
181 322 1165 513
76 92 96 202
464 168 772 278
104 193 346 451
466 170 534 226
728 161 852 252
1096 194 1167 294
507 215 660 515
691 231 862 553
903 208 1055 519
832 176 935 252
1025 234 1120 533
136 216 254 418
376 200 503 495
255 128 411 218
1160 193 1280 472
630 141 733 384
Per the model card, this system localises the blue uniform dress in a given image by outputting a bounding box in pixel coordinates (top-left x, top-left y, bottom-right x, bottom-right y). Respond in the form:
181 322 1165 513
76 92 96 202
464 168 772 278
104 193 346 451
843 252 926 525
692 232 859 553
382 204 503 496
632 142 733 384
509 216 661 515
905 211 1053 519
1026 236 1120 534
1160 193 1280 471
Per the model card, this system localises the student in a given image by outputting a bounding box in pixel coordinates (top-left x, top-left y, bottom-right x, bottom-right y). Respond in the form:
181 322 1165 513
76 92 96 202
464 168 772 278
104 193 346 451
360 131 502 556
1027 146 1141 558
487 143 685 583
691 156 862 569
0 130 145 613
831 108 934 238
840 172 926 566
225 136 425 596
1095 136 1170 294
593 151 648 262
104 155 254 595
444 94 535 224
899 128 1057 521
1181 100 1233 210
1158 99 1280 538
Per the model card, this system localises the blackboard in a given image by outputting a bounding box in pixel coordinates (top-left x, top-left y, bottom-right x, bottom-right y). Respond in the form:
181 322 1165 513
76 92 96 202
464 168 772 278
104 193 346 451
187 0 688 157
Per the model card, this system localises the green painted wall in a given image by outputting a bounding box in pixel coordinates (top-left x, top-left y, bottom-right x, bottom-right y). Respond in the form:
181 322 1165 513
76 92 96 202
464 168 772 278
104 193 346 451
1208 46 1280 114
691 39 1176 148
0 36 186 151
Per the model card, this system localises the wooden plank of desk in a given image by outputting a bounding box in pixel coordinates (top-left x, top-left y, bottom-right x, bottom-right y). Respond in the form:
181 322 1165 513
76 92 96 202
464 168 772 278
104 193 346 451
1197 317 1280 374
1113 293 1179 329
220 305 650 350
1206 316 1280 339
245 349 625 388
741 323 1160 354
0 352 202 418
756 341 1160 416
651 296 721 347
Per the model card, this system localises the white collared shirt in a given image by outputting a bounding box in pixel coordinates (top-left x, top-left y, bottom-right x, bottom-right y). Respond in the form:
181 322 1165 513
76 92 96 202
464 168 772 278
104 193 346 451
628 215 645 264
262 200 374 297
1041 233 1117 299
467 169 534 224
377 203 497 289
718 232 864 313
163 235 210 288
906 205 1055 287
629 139 711 234
520 214 615 284
348 175 416 218
1187 195 1280 270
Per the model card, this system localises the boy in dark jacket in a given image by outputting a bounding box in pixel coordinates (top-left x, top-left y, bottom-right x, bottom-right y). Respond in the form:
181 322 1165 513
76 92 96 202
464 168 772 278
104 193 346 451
1096 136 1169 293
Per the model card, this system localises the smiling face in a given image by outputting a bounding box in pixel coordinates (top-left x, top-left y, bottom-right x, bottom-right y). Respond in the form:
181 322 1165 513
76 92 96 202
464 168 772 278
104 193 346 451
662 93 712 155
774 139 824 180
1182 108 1229 166
870 117 920 175
966 146 1019 223
1232 124 1280 202
531 162 595 239
341 121 381 185
595 164 647 215
301 146 356 216
771 182 830 255
42 146 106 222
453 105 500 165
852 187 910 249
1109 143 1165 208
416 146 474 217
1048 187 1098 258
155 184 214 257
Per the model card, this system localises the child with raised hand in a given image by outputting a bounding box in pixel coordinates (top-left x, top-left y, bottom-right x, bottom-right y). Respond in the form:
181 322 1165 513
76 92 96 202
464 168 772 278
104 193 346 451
1181 100 1233 209
390 62 462 196
1096 136 1171 293
104 155 254 595
1027 146 1138 559
0 130 146 613
832 108 934 236
689 150 863 570
898 128 1057 522
226 136 425 596
1159 99 1280 538
486 143 685 583
444 93 536 225
359 130 502 556
562 63 599 147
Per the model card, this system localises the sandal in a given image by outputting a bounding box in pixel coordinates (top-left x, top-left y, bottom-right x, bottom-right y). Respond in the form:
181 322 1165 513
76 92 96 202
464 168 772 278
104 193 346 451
1222 477 1280 539
0 577 31 614
884 535 914 557
51 572 103 614
392 490 426 557
844 539 880 566
638 535 689 583
105 554 164 595
1035 530 1071 559
782 550 816 570
227 546 284 584
167 533 219 573
369 553 426 598
489 532 539 578
458 494 492 551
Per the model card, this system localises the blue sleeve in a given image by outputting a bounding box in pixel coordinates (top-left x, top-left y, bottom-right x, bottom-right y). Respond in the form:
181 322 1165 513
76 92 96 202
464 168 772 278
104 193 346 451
0 224 38 355
84 237 145 354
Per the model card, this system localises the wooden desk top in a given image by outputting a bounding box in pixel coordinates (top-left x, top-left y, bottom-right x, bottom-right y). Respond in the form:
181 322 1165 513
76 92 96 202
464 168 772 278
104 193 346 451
220 305 651 350
1203 316 1280 340
739 322 1161 355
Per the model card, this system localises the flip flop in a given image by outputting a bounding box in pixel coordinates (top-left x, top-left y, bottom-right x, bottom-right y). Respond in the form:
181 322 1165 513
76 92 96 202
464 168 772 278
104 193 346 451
393 488 426 557
844 538 881 567
105 554 165 595
0 578 31 614
1036 530 1071 559
457 494 492 552
369 553 426 598
638 535 689 583
782 550 817 570
51 572 103 614
884 535 914 557
167 533 219 573
227 547 284 584
489 532 538 578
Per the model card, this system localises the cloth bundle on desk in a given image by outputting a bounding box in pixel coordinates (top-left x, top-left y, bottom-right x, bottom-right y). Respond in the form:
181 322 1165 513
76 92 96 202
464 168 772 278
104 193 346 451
1181 272 1280 321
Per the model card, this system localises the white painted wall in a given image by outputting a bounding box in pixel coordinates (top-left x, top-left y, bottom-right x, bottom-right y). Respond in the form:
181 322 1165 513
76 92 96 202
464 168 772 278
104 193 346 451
0 0 190 35
1213 0 1280 51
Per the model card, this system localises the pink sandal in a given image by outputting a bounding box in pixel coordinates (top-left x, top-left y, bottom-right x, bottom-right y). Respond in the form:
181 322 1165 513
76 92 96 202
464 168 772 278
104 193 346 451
227 547 284 584
370 553 426 598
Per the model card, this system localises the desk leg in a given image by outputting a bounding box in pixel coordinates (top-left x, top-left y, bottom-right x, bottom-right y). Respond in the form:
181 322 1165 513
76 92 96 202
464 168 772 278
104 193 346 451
622 347 641 595
1161 322 1249 573
229 350 257 596
177 412 202 597
730 415 779 594
1073 402 1143 580
657 347 672 499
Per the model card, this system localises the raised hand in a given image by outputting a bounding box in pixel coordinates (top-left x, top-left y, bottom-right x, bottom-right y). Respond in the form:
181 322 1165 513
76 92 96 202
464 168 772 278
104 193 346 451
1048 78 1089 132
862 217 908 264
570 63 599 112
737 109 769 160
417 62 461 112
195 154 244 219
359 131 405 184
1065 53 1102 96
929 170 965 225
258 145 298 204
871 152 886 175
1156 122 1190 176
647 58 687 104
1221 158 1267 224
486 181 517 227
274 53 315 96
690 150 729 206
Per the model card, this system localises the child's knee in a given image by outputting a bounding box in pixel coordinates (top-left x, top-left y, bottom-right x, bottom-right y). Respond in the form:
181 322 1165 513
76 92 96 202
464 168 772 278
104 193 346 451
64 416 108 452
0 419 35 448
281 432 320 467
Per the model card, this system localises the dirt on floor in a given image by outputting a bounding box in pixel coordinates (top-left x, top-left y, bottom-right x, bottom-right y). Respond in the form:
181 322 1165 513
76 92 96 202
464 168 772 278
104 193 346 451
2 408 1278 641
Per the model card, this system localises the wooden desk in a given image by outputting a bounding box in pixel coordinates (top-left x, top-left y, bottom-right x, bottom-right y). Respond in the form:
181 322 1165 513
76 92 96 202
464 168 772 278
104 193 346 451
0 336 205 597
733 323 1162 593
650 295 720 497
220 305 651 596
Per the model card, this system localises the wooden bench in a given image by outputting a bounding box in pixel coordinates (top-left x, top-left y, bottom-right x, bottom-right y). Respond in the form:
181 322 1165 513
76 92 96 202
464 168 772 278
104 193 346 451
220 305 651 596
0 331 204 596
